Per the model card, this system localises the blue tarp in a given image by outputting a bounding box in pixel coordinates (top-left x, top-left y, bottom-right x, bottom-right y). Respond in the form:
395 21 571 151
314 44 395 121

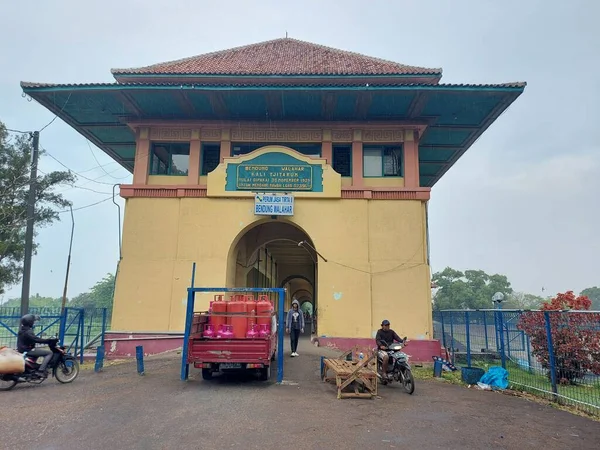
479 366 509 390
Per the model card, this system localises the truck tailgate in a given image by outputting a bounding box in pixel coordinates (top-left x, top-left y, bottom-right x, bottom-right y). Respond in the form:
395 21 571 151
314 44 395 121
189 338 272 363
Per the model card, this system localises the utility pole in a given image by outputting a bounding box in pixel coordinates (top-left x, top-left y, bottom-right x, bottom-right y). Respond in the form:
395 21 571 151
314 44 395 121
20 131 39 316
61 205 75 313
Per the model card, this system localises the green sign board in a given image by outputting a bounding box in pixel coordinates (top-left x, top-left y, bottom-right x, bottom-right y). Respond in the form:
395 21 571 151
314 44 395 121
236 164 313 191
226 152 323 192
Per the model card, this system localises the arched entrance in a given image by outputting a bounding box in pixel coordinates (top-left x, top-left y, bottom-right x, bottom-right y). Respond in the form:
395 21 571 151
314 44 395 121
226 219 319 336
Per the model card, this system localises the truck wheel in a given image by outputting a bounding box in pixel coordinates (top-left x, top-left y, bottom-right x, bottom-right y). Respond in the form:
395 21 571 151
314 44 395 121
201 369 213 380
259 365 271 381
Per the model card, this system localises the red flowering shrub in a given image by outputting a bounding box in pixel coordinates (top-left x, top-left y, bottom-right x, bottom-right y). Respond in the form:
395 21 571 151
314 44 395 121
517 291 600 384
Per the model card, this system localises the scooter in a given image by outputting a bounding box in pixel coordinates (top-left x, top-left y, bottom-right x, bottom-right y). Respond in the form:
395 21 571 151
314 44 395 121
0 337 80 391
376 337 415 394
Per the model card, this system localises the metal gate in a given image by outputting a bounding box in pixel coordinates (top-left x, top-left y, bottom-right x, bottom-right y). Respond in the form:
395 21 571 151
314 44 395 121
0 307 107 363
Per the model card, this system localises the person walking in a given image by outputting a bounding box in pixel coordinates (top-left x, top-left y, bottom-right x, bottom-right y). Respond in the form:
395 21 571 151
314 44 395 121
286 299 304 357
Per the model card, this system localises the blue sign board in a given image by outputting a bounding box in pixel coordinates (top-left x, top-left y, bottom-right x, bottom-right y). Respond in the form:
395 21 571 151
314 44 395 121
226 152 323 192
254 194 294 216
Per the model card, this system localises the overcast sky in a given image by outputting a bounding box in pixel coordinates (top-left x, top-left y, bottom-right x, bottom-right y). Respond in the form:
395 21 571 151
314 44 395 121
1 0 598 302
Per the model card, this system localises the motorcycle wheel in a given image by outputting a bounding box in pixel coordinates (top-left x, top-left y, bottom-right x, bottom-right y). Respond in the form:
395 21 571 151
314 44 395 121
55 358 80 384
402 369 415 395
0 374 17 391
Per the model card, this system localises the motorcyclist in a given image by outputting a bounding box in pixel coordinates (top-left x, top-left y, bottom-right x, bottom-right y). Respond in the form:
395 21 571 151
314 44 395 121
17 314 53 377
375 319 403 379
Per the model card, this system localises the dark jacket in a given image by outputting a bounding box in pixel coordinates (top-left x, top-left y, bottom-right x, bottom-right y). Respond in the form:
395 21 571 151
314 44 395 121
375 329 402 348
17 325 50 353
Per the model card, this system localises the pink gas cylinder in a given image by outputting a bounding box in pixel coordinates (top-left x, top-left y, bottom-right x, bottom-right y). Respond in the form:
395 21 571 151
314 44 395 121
256 295 273 333
245 295 257 330
203 324 215 338
246 323 259 339
258 323 270 338
211 295 227 334
217 324 234 339
227 297 247 339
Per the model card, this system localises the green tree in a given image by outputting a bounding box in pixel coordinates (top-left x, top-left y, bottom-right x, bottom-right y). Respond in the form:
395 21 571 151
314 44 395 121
70 273 115 317
0 122 75 294
1 293 62 309
504 292 545 309
432 267 513 310
580 286 600 310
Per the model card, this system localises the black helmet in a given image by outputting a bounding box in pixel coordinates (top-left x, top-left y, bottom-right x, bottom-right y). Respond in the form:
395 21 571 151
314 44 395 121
381 319 390 326
20 314 40 328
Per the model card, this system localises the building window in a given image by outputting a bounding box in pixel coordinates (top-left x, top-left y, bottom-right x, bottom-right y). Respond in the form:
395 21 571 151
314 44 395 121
149 143 190 176
332 145 352 177
363 146 402 177
201 144 220 175
231 143 321 158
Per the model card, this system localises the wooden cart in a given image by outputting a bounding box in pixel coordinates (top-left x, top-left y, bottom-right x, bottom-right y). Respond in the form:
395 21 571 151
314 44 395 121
321 347 378 399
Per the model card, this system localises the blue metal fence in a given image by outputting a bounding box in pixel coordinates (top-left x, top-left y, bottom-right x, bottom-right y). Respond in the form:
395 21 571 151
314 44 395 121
0 307 108 362
433 309 600 416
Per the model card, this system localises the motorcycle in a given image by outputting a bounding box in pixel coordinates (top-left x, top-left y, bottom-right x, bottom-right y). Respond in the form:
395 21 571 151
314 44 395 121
377 337 415 394
0 337 80 391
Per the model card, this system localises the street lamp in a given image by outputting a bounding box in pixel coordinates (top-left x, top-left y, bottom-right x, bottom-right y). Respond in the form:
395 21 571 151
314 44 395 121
492 292 505 310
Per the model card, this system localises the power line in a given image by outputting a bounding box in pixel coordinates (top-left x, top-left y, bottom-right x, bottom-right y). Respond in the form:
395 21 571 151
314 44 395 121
5 128 31 134
57 196 115 213
85 138 124 180
39 92 72 133
36 168 112 195
41 146 117 186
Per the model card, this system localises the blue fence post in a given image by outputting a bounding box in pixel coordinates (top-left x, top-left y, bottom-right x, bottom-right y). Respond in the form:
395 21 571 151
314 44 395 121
180 263 196 382
180 288 195 381
440 311 447 351
543 311 558 399
101 308 107 346
497 311 507 369
483 312 489 350
465 310 471 367
526 333 533 374
505 325 511 359
276 288 285 384
136 345 145 375
95 346 105 373
58 308 67 346
79 309 85 364
449 313 455 364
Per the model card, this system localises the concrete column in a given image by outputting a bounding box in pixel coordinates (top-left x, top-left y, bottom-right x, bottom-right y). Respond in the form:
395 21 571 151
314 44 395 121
322 129 332 163
403 130 420 188
220 129 231 162
188 129 201 184
132 127 150 185
351 129 363 186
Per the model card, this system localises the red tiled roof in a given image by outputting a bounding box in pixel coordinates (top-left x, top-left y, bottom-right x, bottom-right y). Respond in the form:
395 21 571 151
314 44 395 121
111 38 442 77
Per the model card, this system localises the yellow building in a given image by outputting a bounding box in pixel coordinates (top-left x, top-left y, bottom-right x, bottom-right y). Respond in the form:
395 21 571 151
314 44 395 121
22 38 525 358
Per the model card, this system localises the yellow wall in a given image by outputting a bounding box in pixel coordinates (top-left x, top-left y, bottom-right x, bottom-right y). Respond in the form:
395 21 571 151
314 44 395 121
112 196 432 340
147 175 187 185
364 177 405 188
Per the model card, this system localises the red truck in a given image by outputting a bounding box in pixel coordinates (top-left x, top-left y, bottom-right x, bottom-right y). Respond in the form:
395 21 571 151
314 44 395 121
187 297 278 381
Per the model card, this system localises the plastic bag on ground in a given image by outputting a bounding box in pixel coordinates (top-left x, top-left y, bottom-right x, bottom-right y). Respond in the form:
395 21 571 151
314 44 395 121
478 366 509 390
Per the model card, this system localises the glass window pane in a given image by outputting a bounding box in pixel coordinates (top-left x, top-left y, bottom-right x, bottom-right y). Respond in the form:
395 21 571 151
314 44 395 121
383 147 401 176
333 146 352 177
363 148 382 177
202 145 220 175
170 154 189 175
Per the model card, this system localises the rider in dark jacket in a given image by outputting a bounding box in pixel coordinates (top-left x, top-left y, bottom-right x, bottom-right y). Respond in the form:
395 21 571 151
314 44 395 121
17 314 53 376
375 319 403 379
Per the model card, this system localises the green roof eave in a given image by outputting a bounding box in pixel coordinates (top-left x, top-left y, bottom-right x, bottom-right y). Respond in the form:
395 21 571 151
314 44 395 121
21 81 526 93
19 79 526 186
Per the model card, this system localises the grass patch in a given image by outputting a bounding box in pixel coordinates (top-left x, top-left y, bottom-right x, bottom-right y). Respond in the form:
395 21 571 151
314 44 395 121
412 361 600 419
412 365 463 385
